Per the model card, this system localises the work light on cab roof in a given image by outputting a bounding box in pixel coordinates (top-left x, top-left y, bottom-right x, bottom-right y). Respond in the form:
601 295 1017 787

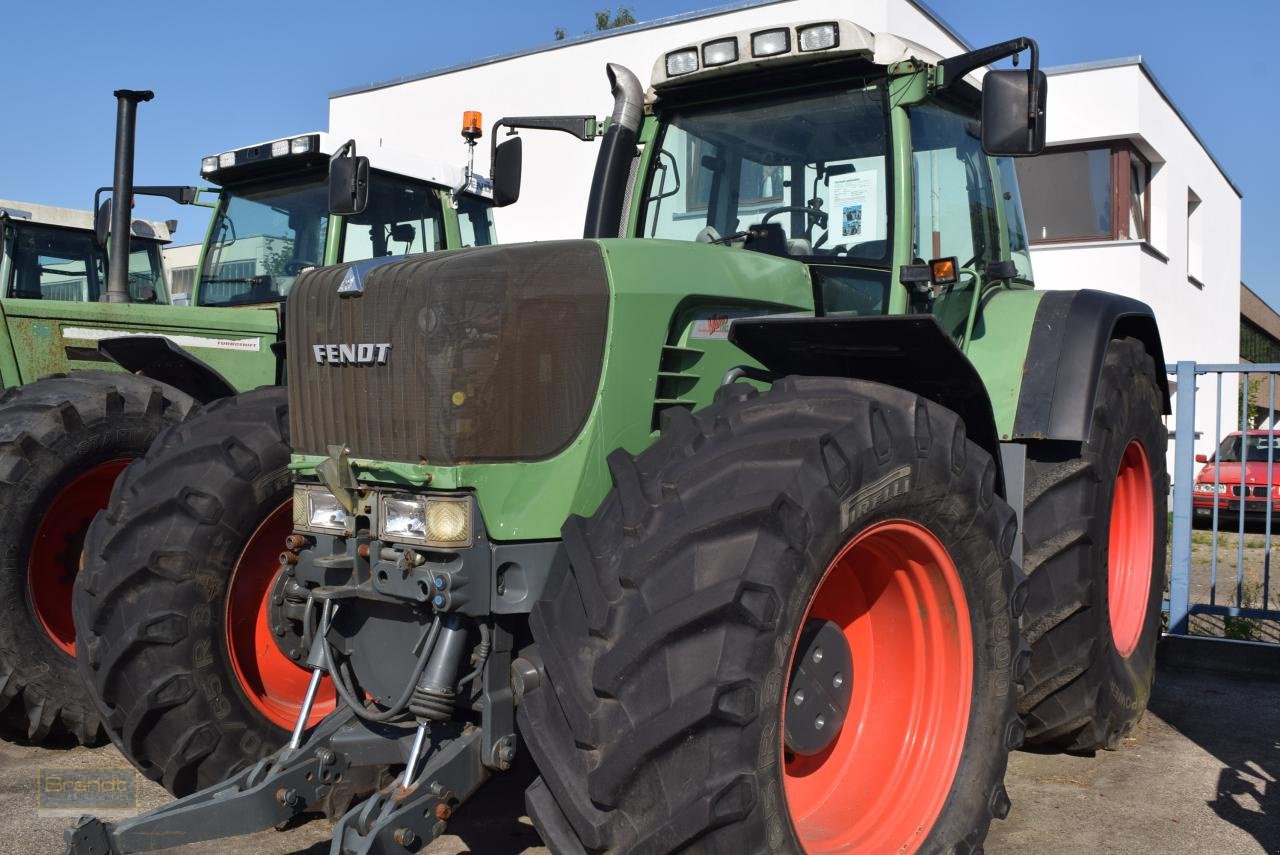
657 20 858 84
200 133 320 176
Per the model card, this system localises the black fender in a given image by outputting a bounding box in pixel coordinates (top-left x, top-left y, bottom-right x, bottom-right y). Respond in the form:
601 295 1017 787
96 336 238 404
728 314 1005 496
1013 289 1171 443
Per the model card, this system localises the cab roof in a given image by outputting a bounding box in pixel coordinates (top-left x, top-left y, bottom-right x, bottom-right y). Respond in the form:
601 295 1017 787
0 198 172 242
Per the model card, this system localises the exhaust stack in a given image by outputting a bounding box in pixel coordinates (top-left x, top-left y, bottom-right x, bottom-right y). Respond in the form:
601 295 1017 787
102 89 153 303
582 64 643 239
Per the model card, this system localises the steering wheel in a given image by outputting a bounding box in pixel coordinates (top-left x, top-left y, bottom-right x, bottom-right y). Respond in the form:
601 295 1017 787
284 260 315 276
760 205 830 229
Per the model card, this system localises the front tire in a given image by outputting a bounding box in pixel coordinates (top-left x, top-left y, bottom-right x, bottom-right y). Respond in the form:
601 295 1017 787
520 377 1028 854
0 372 194 745
72 387 333 795
1018 337 1168 751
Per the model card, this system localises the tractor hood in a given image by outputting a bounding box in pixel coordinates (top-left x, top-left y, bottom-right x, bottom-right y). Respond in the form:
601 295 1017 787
286 238 813 538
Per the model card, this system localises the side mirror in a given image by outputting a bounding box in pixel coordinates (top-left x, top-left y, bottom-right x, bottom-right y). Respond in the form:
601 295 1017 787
1195 454 1209 464
94 199 112 248
329 140 369 216
492 136 523 207
981 69 1047 157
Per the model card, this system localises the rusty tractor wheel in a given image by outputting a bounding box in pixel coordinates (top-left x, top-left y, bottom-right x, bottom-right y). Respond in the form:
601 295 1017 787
1018 337 1168 751
72 386 334 795
520 377 1028 854
0 372 194 745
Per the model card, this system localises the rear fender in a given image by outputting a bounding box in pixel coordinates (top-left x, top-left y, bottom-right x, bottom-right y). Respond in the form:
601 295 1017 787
1013 289 1170 443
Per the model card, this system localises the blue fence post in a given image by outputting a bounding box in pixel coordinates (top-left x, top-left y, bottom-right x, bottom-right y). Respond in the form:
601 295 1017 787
1168 360 1196 635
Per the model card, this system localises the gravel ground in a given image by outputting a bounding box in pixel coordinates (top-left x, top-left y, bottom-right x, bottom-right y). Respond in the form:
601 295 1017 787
2 660 1275 855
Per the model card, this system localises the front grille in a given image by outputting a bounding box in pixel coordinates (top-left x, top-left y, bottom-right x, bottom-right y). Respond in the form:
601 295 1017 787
1230 485 1270 498
287 241 610 465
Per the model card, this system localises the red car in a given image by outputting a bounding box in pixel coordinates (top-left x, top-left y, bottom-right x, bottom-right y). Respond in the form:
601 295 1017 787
1193 430 1280 527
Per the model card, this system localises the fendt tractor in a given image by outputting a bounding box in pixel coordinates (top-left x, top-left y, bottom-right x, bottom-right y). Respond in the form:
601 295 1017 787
68 21 1168 855
0 91 499 748
0 198 174 304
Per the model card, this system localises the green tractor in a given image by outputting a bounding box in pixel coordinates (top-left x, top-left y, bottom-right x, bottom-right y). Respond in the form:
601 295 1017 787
0 90 500 747
68 20 1168 855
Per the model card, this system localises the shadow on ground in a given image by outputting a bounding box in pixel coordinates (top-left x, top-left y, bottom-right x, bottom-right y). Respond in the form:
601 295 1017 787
1149 666 1280 854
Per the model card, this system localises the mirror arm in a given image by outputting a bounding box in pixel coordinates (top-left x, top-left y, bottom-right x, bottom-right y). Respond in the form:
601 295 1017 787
488 115 598 177
938 37 1038 89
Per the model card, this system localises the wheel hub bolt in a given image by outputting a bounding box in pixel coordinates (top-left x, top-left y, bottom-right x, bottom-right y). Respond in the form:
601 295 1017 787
392 827 416 848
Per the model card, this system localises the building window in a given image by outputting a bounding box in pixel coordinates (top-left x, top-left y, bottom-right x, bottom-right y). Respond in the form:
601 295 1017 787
1187 188 1204 286
1015 141 1151 244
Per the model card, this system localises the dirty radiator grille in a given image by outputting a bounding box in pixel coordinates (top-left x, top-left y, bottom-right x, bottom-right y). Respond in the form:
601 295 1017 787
287 241 609 465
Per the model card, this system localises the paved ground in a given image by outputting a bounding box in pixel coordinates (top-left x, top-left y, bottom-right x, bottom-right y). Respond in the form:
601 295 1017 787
2 661 1276 854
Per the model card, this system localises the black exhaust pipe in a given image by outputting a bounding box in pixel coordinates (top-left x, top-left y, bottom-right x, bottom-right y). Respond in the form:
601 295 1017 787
102 89 153 303
582 64 643 239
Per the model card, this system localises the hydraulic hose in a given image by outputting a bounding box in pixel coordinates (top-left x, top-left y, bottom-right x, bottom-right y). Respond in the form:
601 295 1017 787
583 63 644 239
319 600 442 723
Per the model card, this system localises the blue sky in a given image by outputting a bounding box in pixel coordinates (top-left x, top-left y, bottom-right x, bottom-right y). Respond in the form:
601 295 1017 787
3 1 1275 302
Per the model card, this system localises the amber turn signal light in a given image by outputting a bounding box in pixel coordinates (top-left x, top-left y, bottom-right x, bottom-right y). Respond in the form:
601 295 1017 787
930 256 959 287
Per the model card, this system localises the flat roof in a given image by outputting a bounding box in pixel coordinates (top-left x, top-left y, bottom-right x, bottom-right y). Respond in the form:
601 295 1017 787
329 0 971 99
1043 56 1242 199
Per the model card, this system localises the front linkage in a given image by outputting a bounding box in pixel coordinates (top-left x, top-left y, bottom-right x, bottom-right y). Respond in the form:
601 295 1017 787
66 510 526 855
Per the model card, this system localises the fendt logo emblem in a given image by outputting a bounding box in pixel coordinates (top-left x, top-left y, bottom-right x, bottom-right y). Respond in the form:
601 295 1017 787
313 343 392 365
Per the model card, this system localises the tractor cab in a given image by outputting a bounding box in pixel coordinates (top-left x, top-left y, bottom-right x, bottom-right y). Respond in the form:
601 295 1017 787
626 20 1043 343
193 132 496 307
0 199 172 304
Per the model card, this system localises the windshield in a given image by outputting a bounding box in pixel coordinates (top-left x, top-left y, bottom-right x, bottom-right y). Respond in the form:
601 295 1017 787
198 178 329 307
641 81 891 315
1214 434 1280 464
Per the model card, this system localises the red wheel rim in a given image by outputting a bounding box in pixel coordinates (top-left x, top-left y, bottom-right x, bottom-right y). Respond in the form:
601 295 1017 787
27 459 129 656
783 520 973 854
1107 440 1155 658
225 500 334 730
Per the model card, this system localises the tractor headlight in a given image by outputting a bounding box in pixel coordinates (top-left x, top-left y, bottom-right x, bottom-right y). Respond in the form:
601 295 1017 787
290 135 314 154
797 22 839 51
200 156 219 174
293 485 348 535
702 38 738 67
751 28 790 57
379 494 473 548
665 48 699 77
271 139 290 157
217 151 236 169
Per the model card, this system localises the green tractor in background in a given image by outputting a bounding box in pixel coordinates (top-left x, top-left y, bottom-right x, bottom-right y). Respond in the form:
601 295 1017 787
68 21 1168 855
0 90 499 747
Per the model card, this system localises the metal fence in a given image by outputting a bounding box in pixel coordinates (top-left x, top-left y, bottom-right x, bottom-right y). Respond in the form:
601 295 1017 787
1167 361 1280 640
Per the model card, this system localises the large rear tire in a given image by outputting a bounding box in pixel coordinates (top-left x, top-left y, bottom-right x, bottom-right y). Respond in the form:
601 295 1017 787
520 377 1028 854
72 387 334 796
0 372 194 745
1018 337 1168 751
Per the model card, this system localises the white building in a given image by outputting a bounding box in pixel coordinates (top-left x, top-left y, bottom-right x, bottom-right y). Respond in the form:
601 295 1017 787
326 0 1243 458
1016 58 1243 457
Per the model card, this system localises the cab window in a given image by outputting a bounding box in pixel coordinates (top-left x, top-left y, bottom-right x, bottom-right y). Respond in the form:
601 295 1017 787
457 195 497 247
6 225 103 301
908 99 1000 337
340 173 444 261
126 241 167 302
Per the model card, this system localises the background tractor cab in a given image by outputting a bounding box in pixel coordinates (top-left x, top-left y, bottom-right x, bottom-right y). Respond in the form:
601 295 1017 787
0 199 173 304
190 131 497 307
